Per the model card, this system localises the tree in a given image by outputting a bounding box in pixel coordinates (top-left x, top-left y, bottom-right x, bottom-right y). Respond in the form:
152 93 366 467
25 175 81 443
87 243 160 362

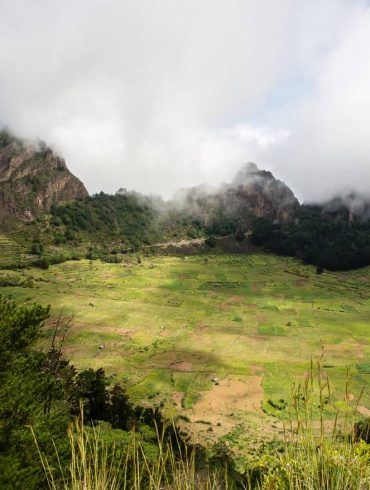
71 368 109 421
0 296 49 370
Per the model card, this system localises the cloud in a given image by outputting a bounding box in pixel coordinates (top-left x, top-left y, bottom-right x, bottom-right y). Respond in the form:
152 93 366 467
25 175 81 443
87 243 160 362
0 0 370 201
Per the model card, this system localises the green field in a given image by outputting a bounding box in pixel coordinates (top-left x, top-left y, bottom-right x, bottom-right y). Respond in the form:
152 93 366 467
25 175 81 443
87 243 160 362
0 252 369 446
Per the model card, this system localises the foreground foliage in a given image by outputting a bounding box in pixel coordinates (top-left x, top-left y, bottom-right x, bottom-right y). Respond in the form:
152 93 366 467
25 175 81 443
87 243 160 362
0 297 162 488
260 361 370 489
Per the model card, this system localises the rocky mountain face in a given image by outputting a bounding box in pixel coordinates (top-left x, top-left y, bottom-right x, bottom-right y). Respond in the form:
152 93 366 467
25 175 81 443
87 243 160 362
174 162 300 229
318 193 370 223
0 130 88 226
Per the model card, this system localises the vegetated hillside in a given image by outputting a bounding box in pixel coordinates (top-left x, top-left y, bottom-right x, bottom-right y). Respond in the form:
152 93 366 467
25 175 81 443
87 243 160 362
49 192 158 251
50 162 300 246
251 195 370 270
0 129 88 227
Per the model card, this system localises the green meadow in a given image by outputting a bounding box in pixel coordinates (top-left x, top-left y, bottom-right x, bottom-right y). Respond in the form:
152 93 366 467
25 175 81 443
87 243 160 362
0 252 369 444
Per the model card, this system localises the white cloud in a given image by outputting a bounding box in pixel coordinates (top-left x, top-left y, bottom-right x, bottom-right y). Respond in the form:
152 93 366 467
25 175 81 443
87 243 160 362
0 0 370 201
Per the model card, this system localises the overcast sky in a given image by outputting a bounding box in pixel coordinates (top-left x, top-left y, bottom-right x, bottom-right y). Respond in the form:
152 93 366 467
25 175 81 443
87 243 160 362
1 0 370 202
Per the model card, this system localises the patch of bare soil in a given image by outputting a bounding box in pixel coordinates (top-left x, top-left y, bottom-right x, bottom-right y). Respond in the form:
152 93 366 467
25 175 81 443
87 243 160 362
182 376 264 439
323 342 364 358
294 278 308 287
194 376 263 414
170 361 193 372
219 295 244 311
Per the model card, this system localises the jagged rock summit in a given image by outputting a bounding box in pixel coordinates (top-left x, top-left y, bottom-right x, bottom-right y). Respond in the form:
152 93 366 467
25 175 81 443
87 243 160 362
0 130 88 225
228 161 300 223
174 162 300 228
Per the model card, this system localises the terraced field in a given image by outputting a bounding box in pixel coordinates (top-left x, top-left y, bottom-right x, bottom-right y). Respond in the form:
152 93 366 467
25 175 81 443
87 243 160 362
0 233 29 268
0 253 369 447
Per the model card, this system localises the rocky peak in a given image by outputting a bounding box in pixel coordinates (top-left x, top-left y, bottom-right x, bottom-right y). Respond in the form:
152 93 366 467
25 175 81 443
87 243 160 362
0 129 88 226
227 162 299 223
172 162 299 229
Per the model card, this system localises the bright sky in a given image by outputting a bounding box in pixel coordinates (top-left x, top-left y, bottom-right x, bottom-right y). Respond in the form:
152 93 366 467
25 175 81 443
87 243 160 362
1 0 370 201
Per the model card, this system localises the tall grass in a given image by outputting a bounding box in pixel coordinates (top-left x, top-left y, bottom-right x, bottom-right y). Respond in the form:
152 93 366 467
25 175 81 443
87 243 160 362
32 408 229 489
260 358 370 489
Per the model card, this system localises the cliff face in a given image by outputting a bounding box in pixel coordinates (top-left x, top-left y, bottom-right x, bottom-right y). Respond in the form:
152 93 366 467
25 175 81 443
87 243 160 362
175 162 299 228
0 130 88 224
226 162 299 223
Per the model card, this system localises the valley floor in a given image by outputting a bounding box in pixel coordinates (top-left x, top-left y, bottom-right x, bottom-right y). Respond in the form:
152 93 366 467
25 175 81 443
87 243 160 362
0 252 369 452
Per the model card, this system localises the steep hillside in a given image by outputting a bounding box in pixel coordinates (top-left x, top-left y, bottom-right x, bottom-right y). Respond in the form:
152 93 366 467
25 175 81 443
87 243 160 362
0 130 88 227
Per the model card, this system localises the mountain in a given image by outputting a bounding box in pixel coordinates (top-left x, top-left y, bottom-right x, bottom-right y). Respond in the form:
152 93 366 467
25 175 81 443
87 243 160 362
0 130 88 227
174 162 299 233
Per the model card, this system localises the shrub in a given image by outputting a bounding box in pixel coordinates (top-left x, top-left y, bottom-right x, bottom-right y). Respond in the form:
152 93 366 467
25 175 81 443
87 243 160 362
34 257 49 269
205 236 216 248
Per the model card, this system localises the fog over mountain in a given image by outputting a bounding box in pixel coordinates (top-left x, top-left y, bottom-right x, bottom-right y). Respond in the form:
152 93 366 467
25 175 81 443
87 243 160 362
1 1 370 201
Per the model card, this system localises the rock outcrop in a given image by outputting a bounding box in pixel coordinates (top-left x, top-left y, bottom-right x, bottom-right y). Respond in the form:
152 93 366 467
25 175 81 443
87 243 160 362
175 162 299 228
0 130 88 225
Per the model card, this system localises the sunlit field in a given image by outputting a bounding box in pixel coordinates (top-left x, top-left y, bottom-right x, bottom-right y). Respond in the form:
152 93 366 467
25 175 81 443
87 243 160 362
1 252 369 448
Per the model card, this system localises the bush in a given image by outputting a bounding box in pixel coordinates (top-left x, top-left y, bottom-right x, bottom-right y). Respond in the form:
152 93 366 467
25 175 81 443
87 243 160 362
34 256 49 269
205 236 216 248
30 242 44 255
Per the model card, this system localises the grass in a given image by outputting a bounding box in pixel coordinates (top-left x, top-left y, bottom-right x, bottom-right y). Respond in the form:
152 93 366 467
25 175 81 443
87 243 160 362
0 233 29 268
257 326 286 336
1 252 369 449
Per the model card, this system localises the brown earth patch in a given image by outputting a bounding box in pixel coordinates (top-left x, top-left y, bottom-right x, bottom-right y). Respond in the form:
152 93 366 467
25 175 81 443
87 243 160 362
148 350 204 370
185 376 263 432
226 295 244 304
324 343 347 352
323 343 364 358
170 361 193 372
247 334 267 342
219 295 245 311
246 303 258 309
295 278 308 287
